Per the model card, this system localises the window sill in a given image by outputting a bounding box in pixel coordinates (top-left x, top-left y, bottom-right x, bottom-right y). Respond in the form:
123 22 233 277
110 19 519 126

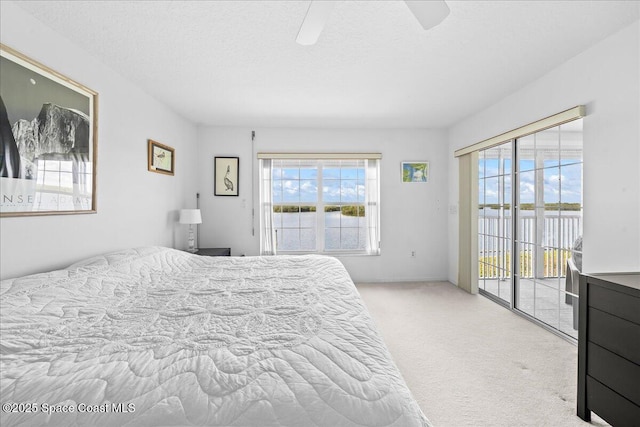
276 250 380 257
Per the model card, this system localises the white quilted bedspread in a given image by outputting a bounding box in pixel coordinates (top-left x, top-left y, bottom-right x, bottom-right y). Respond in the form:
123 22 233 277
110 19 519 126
0 247 430 427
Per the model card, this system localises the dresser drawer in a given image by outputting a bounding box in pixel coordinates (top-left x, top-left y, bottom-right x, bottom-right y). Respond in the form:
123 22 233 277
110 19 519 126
587 376 640 427
588 342 640 405
589 284 640 325
578 273 640 425
588 307 640 365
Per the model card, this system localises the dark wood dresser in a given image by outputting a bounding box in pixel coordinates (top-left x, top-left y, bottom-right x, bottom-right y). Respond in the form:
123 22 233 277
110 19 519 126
577 272 640 426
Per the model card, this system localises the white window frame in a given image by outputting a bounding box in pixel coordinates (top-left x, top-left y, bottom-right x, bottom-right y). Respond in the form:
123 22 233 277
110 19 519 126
258 153 381 256
35 157 93 211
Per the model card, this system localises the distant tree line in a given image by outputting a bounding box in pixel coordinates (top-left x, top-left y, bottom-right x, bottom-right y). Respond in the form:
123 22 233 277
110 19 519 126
329 205 365 217
274 205 365 217
479 203 581 211
273 205 316 213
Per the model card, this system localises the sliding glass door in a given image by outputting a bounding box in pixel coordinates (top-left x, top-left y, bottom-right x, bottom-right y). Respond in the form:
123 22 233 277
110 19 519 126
478 142 513 305
478 120 583 339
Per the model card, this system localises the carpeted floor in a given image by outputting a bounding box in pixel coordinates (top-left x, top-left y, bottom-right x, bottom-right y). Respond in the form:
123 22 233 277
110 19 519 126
356 281 609 427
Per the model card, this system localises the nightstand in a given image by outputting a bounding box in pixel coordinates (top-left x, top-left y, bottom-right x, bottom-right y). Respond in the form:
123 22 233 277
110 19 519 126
195 248 231 257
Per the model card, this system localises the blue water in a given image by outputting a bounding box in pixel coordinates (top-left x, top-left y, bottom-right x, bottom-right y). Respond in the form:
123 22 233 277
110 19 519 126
274 211 366 251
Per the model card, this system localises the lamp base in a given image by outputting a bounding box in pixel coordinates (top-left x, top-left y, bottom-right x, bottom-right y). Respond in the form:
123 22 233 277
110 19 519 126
187 224 198 253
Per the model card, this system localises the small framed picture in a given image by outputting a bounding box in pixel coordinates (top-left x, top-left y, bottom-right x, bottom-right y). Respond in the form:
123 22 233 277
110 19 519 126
148 139 175 175
402 162 429 183
215 156 239 196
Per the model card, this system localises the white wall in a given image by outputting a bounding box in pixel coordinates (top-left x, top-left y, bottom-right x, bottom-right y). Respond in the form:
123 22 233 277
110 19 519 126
448 21 640 283
0 2 199 279
197 127 449 283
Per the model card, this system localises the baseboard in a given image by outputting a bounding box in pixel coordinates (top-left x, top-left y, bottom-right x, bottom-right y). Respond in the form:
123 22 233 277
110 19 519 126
354 277 452 285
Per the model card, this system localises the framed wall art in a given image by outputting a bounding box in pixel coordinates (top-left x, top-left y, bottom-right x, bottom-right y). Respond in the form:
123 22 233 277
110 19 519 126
214 156 239 196
0 44 98 217
147 139 175 176
402 161 429 183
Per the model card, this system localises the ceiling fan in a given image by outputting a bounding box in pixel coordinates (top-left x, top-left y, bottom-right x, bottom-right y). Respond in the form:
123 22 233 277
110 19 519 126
296 0 450 45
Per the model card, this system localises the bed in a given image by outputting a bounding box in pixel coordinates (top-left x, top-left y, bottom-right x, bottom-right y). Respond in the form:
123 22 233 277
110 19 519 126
0 247 430 427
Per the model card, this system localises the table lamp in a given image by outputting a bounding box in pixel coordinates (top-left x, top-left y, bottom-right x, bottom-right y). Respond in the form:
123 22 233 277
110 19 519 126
179 209 202 253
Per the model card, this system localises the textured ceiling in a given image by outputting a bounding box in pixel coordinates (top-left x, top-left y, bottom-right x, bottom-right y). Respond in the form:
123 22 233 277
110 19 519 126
10 0 640 128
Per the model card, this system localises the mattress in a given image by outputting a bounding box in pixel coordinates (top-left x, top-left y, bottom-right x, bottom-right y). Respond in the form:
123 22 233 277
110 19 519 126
0 247 430 427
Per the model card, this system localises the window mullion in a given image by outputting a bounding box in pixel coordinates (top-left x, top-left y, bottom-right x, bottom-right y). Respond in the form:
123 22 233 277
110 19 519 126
317 161 325 252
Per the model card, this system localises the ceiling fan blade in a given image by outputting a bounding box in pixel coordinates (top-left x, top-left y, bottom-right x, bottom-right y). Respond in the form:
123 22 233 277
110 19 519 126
296 1 337 46
404 0 450 30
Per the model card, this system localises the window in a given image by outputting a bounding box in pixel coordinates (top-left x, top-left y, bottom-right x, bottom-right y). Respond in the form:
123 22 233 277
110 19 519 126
34 156 93 211
259 154 380 255
478 141 513 304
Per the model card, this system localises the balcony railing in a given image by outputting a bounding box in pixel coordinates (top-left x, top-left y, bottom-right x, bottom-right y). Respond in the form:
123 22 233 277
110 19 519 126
479 211 581 279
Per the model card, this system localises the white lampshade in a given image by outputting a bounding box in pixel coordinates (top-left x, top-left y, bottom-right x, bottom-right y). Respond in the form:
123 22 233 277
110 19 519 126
179 209 202 224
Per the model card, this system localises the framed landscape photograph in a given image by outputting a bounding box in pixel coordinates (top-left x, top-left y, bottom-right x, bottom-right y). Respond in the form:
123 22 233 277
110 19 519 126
402 161 429 183
214 156 239 196
0 44 98 217
147 139 175 175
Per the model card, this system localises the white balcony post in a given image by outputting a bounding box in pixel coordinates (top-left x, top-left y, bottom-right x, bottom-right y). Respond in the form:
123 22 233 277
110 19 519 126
535 149 546 279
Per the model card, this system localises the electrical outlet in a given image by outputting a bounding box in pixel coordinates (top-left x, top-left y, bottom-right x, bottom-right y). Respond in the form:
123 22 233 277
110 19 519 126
410 250 416 258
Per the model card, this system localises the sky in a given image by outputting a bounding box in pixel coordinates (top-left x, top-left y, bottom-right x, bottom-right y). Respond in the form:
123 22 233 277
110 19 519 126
1 55 90 126
272 165 365 205
479 158 583 206
269 140 583 210
477 121 583 208
271 159 582 207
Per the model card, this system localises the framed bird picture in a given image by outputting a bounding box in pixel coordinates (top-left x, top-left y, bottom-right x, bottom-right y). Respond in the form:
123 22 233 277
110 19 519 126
148 139 175 175
214 156 239 196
